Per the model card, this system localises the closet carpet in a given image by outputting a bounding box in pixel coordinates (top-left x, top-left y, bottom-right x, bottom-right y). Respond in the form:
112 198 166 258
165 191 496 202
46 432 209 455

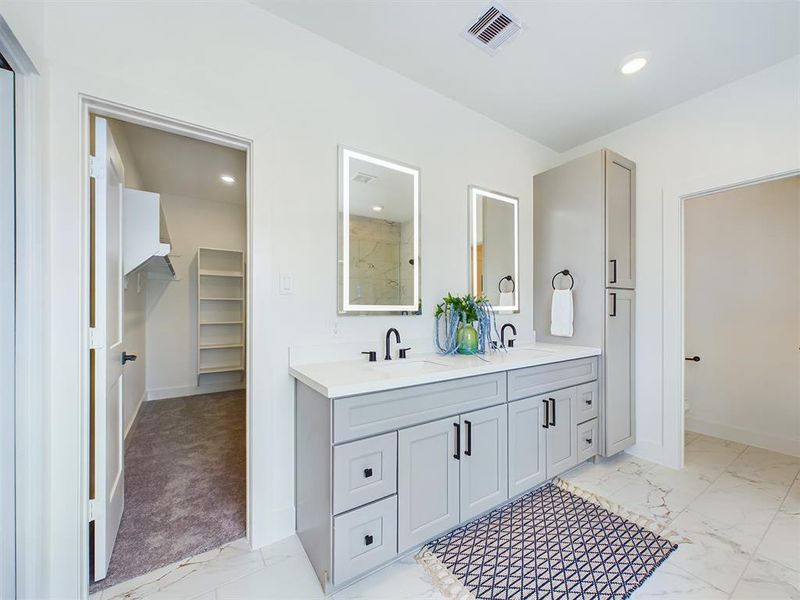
90 390 246 592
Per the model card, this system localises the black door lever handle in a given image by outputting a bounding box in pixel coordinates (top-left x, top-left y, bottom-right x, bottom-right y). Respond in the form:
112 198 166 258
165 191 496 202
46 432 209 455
122 352 137 365
685 356 700 362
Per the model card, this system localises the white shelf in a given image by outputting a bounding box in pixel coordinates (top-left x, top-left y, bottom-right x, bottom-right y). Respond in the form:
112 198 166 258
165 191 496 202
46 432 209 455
197 247 246 384
199 269 243 278
200 343 244 350
198 365 245 375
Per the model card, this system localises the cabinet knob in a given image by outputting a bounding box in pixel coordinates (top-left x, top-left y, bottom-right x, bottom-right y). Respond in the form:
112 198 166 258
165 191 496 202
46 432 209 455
363 467 373 478
364 534 373 546
585 437 593 445
584 398 592 405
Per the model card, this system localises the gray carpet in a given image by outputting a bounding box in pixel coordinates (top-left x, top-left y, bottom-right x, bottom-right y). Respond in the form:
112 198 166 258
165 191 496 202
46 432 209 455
90 390 246 592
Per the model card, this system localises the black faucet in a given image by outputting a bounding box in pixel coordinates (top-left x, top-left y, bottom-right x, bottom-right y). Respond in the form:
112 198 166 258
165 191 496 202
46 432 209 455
500 323 517 348
385 328 401 360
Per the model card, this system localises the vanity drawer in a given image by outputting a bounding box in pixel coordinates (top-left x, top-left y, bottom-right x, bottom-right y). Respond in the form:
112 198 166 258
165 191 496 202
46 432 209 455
333 495 398 586
576 381 599 424
577 418 598 463
507 357 597 401
333 373 506 443
333 432 397 515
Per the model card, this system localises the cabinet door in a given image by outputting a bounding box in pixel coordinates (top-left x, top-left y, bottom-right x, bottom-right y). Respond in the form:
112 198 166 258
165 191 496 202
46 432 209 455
605 150 636 289
605 289 636 455
397 417 460 552
545 387 578 478
508 397 547 497
459 405 508 521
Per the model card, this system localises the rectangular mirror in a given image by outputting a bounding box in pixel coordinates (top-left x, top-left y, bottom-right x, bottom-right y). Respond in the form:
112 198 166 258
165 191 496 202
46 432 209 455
339 147 421 314
469 186 519 312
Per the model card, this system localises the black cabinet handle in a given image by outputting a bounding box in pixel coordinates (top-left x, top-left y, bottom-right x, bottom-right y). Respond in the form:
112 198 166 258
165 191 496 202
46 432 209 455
542 399 549 429
685 356 700 362
609 259 617 284
122 352 137 364
609 292 617 317
363 467 373 478
549 398 556 426
585 437 593 445
584 397 592 405
453 422 460 459
364 534 373 546
464 420 472 456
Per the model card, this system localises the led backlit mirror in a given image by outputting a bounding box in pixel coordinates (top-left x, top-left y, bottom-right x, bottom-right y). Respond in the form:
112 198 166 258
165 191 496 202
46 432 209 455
469 186 519 313
338 147 421 315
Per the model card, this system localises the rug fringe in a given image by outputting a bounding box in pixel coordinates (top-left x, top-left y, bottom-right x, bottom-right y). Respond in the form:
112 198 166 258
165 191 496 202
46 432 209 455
553 478 688 546
415 548 477 600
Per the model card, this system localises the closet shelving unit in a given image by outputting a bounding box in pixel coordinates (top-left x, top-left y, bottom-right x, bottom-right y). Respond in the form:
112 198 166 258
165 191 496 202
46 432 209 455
197 247 246 382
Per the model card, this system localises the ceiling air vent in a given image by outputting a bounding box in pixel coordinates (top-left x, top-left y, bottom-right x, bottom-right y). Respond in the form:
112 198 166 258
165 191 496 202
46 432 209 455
463 4 522 55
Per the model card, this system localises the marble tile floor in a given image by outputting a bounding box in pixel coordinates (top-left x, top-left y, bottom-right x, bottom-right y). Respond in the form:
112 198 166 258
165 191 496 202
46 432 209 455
91 432 800 600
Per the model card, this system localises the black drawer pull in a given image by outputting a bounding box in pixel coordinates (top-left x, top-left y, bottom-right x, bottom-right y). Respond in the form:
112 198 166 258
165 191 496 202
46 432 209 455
453 422 460 459
542 399 549 429
584 398 592 405
549 398 556 426
585 437 593 445
609 259 617 284
464 420 472 456
364 534 373 546
363 467 373 478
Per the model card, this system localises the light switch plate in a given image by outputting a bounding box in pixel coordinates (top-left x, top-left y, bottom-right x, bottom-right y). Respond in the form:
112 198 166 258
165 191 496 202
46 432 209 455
279 272 293 295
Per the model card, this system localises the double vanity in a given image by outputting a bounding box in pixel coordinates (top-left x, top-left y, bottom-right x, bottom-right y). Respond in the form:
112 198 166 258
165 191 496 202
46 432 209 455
291 343 602 591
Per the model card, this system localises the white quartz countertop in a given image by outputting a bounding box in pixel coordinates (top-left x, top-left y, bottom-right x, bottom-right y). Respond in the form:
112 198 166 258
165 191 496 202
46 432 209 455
289 343 601 398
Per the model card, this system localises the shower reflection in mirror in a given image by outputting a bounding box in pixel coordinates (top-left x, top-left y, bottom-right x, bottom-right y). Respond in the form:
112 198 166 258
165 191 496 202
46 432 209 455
469 186 519 313
338 147 421 314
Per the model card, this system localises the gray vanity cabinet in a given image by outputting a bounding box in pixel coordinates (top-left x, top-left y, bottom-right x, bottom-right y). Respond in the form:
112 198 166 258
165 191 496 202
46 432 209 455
605 289 636 455
605 150 636 289
507 396 547 497
544 387 579 478
459 404 508 521
397 417 460 552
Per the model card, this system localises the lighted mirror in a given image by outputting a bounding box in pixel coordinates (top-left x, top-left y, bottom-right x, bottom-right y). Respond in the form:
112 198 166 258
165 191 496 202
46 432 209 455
469 186 519 312
338 147 421 315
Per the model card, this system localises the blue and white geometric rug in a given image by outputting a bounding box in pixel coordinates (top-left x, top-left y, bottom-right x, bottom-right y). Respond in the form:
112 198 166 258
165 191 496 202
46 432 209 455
417 479 679 600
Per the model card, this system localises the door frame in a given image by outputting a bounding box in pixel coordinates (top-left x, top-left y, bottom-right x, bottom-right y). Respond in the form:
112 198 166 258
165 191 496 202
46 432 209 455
662 167 800 469
0 16 43 600
78 96 255 593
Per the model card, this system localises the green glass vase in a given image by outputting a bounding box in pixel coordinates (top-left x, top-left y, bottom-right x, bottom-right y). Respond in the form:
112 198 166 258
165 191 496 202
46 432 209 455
457 324 479 355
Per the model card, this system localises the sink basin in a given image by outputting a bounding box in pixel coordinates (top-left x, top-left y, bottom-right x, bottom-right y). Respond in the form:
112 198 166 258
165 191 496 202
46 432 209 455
370 359 450 374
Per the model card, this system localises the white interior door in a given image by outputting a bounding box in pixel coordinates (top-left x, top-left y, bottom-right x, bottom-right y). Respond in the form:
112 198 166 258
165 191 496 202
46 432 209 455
0 64 15 600
92 116 126 581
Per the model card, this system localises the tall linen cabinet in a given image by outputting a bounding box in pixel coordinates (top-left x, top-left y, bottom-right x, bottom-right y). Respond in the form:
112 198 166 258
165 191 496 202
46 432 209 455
533 149 636 456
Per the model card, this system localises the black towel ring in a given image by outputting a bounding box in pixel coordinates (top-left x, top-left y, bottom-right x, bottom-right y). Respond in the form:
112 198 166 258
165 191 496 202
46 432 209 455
498 275 515 293
551 269 574 290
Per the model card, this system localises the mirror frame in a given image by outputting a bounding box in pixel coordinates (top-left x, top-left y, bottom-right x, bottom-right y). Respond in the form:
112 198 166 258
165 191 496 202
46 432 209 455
468 185 519 313
338 146 422 315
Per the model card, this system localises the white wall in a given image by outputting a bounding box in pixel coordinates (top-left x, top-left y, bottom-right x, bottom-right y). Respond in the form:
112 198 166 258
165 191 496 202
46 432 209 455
107 119 148 436
558 56 800 466
146 194 246 400
3 2 559 596
685 176 800 456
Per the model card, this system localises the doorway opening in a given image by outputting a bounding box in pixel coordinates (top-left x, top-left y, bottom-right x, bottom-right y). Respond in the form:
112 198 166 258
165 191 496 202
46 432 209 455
683 174 799 459
87 113 250 593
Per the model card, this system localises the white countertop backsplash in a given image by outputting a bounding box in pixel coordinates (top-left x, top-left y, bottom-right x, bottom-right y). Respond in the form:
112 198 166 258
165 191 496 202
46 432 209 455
289 339 601 398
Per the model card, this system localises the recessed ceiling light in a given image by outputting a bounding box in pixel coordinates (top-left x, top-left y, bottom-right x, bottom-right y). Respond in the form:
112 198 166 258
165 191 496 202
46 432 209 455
372 205 383 212
220 174 235 184
620 52 650 75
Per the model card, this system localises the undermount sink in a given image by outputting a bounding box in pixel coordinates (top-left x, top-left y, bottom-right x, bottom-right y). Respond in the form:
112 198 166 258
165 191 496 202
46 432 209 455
370 359 450 374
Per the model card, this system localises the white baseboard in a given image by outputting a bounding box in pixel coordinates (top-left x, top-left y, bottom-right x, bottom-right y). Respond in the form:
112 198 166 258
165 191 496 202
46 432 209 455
686 415 800 458
146 381 245 401
124 391 146 439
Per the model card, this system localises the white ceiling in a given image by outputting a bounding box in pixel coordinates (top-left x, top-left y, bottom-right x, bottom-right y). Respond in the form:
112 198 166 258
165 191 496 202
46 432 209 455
110 119 246 204
348 157 415 221
251 0 799 151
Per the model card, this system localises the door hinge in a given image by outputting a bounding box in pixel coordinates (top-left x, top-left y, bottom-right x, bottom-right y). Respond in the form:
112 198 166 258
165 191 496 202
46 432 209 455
89 327 105 349
89 155 102 179
89 498 96 522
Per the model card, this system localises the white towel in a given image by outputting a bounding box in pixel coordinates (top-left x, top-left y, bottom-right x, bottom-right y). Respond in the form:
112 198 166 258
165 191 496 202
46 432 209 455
550 289 574 337
497 291 514 307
